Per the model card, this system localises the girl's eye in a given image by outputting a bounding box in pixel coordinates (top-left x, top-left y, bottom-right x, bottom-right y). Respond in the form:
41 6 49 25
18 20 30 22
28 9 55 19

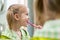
26 13 28 15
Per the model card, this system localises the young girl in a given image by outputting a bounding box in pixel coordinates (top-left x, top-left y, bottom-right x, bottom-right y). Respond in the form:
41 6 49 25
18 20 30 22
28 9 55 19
2 4 30 40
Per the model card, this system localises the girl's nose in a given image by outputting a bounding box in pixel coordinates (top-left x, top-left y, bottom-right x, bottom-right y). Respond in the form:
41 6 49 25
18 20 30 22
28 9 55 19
27 16 29 19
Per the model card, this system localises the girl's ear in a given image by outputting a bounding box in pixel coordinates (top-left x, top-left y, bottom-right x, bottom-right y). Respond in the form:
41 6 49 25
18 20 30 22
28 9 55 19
14 14 20 20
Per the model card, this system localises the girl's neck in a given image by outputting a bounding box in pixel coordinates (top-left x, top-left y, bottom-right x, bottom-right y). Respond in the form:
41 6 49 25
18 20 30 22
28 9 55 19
11 23 21 32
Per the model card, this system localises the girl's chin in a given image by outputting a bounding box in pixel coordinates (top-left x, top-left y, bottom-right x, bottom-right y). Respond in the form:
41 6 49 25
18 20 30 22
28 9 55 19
23 24 27 27
23 25 27 27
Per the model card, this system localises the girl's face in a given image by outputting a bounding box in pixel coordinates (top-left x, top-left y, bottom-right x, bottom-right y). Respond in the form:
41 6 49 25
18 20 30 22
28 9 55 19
14 7 29 27
20 9 29 27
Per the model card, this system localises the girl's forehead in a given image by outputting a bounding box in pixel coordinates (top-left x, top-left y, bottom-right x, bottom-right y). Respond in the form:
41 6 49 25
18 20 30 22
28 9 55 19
19 7 28 13
19 7 29 13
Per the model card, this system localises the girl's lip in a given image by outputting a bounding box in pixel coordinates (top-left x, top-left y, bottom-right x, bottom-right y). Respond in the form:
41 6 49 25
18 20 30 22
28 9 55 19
26 20 29 23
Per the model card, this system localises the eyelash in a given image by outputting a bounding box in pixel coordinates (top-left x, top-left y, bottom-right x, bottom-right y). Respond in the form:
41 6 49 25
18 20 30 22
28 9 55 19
26 13 28 15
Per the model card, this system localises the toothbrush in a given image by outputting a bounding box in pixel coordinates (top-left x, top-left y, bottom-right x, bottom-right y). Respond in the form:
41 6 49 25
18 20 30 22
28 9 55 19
27 21 42 29
27 21 36 27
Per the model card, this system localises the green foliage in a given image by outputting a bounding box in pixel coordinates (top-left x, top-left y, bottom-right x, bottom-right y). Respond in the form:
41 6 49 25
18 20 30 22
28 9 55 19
30 37 60 40
0 35 11 40
30 37 40 40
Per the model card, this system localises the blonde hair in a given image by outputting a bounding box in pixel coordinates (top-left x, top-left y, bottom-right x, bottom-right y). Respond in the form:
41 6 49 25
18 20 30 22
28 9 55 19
6 4 27 29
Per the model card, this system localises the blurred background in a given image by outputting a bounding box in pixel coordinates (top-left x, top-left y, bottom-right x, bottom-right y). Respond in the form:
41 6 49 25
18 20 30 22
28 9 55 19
0 0 60 40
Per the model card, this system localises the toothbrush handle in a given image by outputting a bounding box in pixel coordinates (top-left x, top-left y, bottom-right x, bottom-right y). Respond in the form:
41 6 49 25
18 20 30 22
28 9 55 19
28 21 42 29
